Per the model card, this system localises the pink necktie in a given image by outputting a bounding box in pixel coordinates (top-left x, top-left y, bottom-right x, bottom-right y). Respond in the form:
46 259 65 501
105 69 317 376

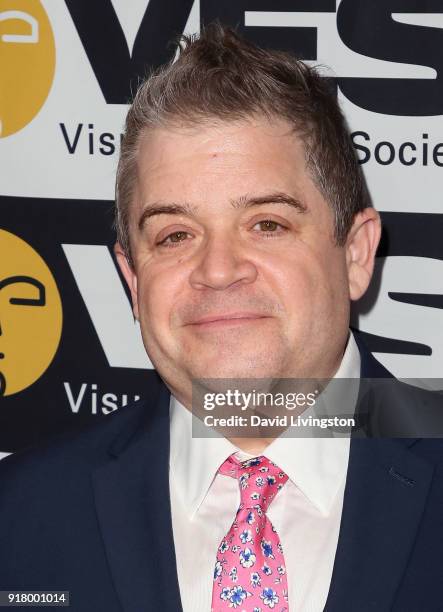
211 454 289 611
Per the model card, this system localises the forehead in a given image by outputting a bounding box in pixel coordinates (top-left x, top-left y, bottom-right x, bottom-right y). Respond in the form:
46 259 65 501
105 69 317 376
133 116 328 220
138 115 298 172
138 115 299 154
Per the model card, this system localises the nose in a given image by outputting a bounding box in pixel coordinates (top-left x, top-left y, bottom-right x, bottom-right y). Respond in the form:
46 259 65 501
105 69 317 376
189 232 257 291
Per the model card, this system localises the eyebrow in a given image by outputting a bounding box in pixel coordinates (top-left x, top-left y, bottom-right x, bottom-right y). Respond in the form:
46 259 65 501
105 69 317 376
137 191 307 230
231 192 307 213
138 203 197 230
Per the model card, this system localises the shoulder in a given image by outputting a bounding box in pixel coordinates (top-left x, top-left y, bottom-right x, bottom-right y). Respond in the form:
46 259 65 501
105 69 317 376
349 328 443 438
0 392 158 489
0 386 172 593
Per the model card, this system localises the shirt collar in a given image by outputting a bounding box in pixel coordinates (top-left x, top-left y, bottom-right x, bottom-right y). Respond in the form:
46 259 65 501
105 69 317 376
169 330 360 517
169 398 237 518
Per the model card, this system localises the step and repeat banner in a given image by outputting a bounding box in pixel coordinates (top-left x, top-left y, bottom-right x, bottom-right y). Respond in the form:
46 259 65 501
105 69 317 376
1 0 442 454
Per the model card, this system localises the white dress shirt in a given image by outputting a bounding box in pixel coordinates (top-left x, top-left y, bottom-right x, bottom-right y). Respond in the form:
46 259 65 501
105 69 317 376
169 331 361 612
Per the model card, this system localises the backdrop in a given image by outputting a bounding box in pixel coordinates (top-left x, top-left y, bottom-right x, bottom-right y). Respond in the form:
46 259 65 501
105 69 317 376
1 0 442 456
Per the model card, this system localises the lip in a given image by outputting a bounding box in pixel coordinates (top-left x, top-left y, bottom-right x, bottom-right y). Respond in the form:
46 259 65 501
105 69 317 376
187 313 270 327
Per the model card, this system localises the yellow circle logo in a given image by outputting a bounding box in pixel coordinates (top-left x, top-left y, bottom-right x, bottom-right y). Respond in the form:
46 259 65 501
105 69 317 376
0 0 55 138
0 230 62 396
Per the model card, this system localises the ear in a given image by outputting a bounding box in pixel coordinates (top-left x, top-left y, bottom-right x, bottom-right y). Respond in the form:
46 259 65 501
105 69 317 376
346 208 381 301
114 242 139 320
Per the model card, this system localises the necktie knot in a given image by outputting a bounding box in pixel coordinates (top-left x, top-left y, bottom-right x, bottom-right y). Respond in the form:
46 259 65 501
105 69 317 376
218 454 288 513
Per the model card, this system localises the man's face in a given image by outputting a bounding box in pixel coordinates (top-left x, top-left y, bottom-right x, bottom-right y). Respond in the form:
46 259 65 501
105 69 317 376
117 116 378 402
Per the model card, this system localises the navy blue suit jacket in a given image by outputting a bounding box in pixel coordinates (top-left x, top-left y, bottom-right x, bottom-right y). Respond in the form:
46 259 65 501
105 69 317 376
1 338 443 611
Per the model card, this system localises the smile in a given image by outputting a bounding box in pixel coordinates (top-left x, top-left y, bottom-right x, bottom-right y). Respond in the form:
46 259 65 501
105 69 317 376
188 313 270 329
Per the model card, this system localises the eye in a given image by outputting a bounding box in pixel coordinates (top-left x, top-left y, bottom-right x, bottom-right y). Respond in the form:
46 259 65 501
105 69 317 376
157 230 191 247
252 219 286 233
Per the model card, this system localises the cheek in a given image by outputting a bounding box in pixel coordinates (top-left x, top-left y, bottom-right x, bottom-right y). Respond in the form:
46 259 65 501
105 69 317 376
135 264 186 337
264 248 347 318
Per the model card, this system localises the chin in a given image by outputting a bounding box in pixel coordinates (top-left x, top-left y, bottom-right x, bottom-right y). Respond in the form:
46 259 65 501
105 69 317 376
189 354 282 382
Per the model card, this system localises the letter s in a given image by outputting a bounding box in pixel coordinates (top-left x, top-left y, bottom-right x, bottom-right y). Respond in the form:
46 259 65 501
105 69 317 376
337 0 443 115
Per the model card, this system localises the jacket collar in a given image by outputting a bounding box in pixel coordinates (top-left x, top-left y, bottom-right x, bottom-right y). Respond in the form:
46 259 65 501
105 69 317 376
352 327 393 379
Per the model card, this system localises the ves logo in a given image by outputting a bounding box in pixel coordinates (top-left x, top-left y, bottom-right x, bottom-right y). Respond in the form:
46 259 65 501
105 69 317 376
0 0 55 137
66 0 443 116
0 230 62 396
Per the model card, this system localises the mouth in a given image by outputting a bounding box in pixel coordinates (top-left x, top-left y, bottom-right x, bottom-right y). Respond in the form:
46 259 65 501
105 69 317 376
187 313 270 329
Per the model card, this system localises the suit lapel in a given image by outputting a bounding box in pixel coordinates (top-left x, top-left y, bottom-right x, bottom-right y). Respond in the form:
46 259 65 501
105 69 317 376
325 335 434 611
324 437 433 611
92 382 182 612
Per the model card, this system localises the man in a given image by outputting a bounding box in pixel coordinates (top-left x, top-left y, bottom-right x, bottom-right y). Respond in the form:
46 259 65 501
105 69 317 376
1 24 442 612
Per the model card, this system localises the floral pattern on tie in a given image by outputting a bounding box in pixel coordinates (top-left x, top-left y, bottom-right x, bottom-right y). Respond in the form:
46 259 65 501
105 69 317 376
211 454 289 612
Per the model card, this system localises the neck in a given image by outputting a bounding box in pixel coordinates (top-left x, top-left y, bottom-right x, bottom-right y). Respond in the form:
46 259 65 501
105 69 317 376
227 436 275 455
166 335 350 456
